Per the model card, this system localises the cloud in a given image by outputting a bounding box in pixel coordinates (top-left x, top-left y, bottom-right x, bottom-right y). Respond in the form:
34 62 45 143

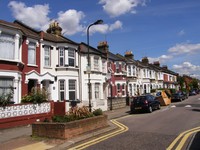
8 1 50 29
172 62 200 79
88 20 123 35
57 9 85 35
168 43 200 55
148 55 173 64
109 20 123 31
178 29 185 36
8 1 122 36
99 0 146 17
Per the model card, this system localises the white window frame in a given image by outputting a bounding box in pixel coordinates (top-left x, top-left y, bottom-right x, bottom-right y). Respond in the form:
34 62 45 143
59 80 65 100
102 60 106 73
94 57 99 71
95 83 100 99
0 32 15 60
28 42 36 65
116 62 119 73
68 80 76 100
59 47 65 66
68 49 75 67
122 84 126 96
44 46 51 67
0 77 14 98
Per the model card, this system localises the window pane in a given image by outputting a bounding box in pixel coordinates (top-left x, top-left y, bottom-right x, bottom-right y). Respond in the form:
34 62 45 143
0 78 13 96
44 46 50 66
0 33 15 59
95 83 100 99
28 42 36 64
69 80 76 100
68 49 74 57
69 58 74 66
69 91 75 100
59 48 64 66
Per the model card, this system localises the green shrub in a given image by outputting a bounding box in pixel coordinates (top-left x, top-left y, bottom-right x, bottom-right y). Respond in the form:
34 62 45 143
52 106 94 123
93 108 103 116
21 87 48 104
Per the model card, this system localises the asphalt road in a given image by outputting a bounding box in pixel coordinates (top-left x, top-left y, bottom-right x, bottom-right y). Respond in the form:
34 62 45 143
84 95 200 150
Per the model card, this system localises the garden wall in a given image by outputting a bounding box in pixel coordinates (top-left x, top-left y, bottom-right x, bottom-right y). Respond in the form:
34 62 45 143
32 115 108 139
0 102 54 129
107 97 127 110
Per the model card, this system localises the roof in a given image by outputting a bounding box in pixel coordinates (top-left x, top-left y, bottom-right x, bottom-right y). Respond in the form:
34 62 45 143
0 20 21 32
13 20 40 39
42 31 79 45
79 42 107 59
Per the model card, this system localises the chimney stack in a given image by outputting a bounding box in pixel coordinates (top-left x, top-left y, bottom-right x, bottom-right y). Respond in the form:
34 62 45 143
97 41 109 56
153 61 160 67
46 21 62 36
124 51 134 59
141 57 149 64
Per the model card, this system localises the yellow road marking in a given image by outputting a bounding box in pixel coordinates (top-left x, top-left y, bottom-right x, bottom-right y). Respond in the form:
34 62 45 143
175 128 200 150
167 126 200 150
14 142 54 150
68 118 129 150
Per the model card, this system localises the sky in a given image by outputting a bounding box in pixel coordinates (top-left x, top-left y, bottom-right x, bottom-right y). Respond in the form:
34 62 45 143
0 0 200 79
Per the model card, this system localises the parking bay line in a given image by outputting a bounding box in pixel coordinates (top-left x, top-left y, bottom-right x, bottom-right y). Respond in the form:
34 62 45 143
167 126 200 150
68 117 129 150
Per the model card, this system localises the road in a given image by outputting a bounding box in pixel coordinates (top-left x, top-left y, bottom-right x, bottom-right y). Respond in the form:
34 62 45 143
79 95 200 150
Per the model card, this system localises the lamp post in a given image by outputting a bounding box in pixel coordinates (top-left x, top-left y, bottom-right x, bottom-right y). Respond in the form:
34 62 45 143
87 19 103 112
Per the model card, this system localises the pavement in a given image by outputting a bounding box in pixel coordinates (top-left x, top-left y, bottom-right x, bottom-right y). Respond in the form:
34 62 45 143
0 106 130 150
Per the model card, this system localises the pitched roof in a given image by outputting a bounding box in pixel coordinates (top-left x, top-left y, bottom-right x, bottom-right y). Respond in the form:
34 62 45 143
13 20 40 39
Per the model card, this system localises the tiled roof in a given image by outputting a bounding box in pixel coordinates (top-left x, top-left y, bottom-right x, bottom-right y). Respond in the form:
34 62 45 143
0 20 21 31
42 32 79 45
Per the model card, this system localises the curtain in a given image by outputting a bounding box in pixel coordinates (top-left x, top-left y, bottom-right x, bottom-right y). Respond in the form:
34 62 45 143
0 33 15 59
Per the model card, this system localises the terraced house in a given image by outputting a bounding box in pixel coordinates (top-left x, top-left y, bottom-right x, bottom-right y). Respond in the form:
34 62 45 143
0 19 179 111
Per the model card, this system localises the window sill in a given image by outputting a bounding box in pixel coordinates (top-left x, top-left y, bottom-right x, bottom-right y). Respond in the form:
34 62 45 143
43 66 52 69
27 64 38 67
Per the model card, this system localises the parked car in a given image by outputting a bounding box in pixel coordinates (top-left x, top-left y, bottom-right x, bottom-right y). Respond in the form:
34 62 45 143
182 91 189 99
189 90 197 96
130 94 161 113
171 92 186 102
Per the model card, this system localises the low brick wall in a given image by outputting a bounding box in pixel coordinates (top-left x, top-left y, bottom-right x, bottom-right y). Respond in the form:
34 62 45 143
107 97 127 110
32 115 108 139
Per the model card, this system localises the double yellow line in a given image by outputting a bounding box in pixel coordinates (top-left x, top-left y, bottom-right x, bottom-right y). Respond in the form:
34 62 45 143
68 117 129 150
167 126 200 150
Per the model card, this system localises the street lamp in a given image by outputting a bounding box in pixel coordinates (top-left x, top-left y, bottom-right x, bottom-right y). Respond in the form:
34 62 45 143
87 19 103 112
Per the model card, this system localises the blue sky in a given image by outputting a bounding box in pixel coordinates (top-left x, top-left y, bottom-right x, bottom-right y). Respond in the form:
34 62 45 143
1 0 200 79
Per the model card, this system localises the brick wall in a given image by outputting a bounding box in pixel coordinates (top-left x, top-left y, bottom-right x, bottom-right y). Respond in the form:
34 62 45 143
32 115 108 139
107 97 127 110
